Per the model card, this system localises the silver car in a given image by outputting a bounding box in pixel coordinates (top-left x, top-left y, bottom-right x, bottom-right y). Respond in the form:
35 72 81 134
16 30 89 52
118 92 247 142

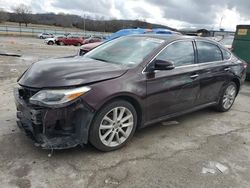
38 33 54 39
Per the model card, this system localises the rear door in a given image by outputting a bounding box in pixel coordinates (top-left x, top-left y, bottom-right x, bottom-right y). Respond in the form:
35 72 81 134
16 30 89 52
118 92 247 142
194 40 232 104
146 40 200 121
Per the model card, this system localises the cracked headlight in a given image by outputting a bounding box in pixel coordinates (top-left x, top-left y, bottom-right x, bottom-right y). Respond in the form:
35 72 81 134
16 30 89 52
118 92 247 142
29 86 91 107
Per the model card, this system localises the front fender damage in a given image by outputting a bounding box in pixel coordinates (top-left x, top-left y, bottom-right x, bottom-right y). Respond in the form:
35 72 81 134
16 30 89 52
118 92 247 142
15 87 95 149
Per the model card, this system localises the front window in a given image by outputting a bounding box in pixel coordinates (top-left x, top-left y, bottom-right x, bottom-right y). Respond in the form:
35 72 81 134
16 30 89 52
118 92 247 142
85 36 164 67
155 41 195 67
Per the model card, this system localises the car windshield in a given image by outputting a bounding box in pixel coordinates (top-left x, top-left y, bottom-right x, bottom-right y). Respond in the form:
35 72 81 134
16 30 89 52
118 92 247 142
85 36 164 67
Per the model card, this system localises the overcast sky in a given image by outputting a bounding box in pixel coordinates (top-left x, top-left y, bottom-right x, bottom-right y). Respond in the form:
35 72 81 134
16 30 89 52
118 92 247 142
1 0 250 31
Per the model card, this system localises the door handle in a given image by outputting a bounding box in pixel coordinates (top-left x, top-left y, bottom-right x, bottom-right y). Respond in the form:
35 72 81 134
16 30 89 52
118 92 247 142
224 67 231 71
190 74 199 79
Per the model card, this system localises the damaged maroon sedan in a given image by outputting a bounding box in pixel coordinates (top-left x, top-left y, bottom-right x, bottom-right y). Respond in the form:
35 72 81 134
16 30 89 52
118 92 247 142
14 35 247 151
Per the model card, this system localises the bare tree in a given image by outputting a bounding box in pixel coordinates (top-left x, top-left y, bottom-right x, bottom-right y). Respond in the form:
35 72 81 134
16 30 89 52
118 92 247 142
0 9 9 23
13 4 32 27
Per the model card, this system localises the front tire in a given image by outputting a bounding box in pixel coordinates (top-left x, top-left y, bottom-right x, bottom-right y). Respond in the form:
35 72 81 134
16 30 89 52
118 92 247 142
48 41 54 45
215 82 237 112
89 100 137 152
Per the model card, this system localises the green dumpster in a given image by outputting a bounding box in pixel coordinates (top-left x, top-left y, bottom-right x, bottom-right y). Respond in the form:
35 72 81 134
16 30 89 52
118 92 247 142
232 25 250 79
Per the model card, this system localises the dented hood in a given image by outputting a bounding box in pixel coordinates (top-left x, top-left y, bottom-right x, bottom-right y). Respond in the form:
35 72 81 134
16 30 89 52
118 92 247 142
18 57 127 88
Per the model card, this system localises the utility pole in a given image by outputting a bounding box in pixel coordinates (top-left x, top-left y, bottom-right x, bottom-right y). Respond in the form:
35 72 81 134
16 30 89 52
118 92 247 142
82 13 86 36
83 14 86 36
219 15 224 31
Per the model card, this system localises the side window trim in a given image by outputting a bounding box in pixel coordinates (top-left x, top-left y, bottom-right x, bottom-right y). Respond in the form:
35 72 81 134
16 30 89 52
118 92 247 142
154 40 195 67
193 41 198 64
143 39 196 73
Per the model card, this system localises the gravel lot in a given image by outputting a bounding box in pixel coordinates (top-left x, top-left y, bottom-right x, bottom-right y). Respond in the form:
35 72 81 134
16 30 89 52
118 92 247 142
0 36 250 188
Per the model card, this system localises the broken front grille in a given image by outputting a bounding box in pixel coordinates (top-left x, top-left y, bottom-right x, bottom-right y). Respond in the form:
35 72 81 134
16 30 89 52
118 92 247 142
18 86 39 102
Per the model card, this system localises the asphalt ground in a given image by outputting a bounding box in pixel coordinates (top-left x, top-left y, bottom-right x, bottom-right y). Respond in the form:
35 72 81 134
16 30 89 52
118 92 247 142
0 36 250 188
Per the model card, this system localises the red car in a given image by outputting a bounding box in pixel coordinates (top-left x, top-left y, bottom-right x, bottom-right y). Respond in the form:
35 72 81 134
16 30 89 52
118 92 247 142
78 42 103 56
56 35 84 46
83 37 102 44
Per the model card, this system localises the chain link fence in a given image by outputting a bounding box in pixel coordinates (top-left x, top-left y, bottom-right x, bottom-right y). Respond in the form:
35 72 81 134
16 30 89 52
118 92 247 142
0 25 110 37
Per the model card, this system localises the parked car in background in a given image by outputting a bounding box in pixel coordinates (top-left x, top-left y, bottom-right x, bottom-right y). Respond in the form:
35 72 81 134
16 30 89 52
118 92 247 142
105 28 151 41
44 35 66 45
56 35 85 46
218 36 234 50
151 28 181 35
232 25 250 79
38 33 54 39
78 28 179 55
83 37 102 44
15 35 247 151
78 41 103 56
105 28 179 41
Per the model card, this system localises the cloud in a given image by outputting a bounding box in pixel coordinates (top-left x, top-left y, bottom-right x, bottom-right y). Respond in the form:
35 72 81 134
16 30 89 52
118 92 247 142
146 0 250 25
146 0 222 25
226 0 250 19
52 0 113 17
1 0 250 30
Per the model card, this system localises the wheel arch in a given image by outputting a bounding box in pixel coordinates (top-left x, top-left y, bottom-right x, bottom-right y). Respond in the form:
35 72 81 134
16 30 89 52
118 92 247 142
231 77 241 96
216 76 241 105
94 94 144 130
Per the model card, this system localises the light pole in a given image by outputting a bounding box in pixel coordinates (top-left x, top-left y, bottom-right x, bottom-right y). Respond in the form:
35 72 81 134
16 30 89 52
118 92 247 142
83 14 86 35
82 13 86 36
219 15 224 31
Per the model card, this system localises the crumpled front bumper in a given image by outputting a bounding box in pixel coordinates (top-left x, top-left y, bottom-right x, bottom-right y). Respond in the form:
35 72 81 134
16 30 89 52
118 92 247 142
14 87 95 149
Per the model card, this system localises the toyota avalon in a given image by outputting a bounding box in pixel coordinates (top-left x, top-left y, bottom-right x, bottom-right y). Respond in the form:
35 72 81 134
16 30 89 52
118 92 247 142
14 35 247 151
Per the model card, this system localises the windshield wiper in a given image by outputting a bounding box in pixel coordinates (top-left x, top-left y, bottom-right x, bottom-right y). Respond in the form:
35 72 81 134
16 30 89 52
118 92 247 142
91 57 108 62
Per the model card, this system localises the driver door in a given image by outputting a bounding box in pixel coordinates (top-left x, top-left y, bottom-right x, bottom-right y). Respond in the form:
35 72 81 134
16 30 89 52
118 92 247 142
145 40 201 122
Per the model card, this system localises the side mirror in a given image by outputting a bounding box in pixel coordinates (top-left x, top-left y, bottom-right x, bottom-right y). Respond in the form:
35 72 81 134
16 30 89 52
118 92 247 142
154 59 175 70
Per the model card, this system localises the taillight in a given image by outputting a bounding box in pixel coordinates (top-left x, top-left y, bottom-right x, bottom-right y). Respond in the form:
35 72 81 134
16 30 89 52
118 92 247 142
243 61 248 69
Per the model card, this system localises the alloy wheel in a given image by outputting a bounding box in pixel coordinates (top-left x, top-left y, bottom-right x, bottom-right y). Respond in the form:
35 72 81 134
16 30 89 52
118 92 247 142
99 107 134 147
222 84 236 110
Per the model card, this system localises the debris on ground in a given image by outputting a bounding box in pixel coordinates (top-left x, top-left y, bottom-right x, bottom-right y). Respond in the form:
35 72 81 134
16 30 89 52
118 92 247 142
202 161 229 174
162 121 179 126
10 68 18 72
0 53 21 57
202 167 217 174
215 162 229 173
104 177 119 185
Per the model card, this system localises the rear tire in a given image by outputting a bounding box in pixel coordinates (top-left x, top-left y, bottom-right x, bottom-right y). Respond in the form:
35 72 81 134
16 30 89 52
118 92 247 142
89 100 137 152
59 41 64 46
215 82 237 112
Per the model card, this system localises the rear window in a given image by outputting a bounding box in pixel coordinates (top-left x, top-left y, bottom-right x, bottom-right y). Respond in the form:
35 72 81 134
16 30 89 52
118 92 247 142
196 41 223 63
219 37 234 46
